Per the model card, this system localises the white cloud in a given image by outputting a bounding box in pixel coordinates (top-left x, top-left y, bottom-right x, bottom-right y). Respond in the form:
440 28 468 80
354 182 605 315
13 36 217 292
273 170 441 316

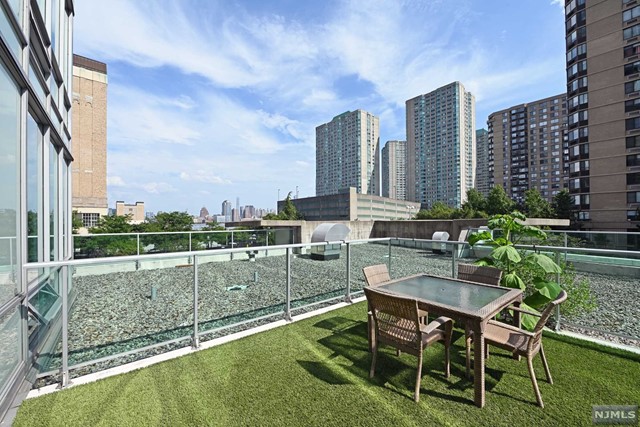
107 176 126 186
141 182 176 194
180 171 232 185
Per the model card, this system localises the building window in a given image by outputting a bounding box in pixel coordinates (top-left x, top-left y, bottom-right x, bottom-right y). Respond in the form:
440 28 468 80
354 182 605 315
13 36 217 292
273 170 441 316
566 43 587 63
0 62 20 306
628 154 640 167
625 98 640 112
625 60 640 76
628 191 640 203
624 5 640 22
627 135 640 148
628 210 640 221
626 117 640 131
628 172 640 185
81 213 100 228
624 42 640 58
624 24 640 40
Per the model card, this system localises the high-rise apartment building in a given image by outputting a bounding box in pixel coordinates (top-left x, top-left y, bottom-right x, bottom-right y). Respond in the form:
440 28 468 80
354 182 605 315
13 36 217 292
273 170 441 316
316 110 380 197
72 55 108 230
0 0 74 419
406 82 476 208
565 0 640 230
475 129 492 196
381 140 407 200
487 94 569 204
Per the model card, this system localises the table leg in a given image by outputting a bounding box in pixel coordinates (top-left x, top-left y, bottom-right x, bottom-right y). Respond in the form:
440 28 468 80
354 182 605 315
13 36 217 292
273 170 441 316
512 301 521 361
473 325 485 408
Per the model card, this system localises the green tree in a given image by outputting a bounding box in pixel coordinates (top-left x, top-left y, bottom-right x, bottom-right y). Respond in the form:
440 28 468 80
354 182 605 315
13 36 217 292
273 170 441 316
415 202 456 219
71 211 84 234
463 188 487 213
523 189 554 218
77 214 137 257
90 214 134 234
486 186 515 215
263 192 302 220
143 211 193 232
552 189 574 220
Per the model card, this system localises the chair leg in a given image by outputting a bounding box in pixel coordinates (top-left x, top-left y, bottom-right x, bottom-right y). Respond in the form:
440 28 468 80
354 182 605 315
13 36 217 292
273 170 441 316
367 313 374 353
539 343 553 384
414 351 423 402
369 344 378 378
526 356 544 408
444 322 452 378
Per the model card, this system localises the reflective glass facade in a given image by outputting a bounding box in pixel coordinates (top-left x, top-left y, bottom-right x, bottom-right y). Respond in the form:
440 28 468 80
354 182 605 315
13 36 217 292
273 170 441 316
0 0 74 419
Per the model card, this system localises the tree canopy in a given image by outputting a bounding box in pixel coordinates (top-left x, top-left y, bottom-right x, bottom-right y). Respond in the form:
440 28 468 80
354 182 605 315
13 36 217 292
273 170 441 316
524 189 554 218
486 186 516 216
263 192 302 220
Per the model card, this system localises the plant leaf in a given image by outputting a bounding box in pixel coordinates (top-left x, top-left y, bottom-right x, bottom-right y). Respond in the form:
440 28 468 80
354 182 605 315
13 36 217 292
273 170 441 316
474 258 494 266
468 231 492 246
492 245 521 263
512 302 540 331
528 253 562 273
502 272 525 290
524 281 561 308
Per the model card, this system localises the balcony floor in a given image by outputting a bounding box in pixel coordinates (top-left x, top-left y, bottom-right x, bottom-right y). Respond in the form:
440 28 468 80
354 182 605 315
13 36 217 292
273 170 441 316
14 302 640 426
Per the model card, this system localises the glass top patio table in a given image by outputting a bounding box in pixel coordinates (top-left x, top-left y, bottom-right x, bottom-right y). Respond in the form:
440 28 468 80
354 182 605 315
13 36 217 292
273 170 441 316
378 275 510 312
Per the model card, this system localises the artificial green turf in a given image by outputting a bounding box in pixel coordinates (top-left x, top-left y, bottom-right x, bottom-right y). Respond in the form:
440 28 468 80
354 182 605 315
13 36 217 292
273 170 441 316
14 302 640 427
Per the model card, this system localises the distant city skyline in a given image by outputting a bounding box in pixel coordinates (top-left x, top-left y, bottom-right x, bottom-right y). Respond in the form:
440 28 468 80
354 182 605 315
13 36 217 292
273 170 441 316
73 0 566 213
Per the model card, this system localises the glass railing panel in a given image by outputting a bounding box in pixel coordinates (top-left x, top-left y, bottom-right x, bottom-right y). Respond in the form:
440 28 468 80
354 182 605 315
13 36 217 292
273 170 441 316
389 239 456 279
349 241 390 293
29 268 62 376
289 243 346 311
0 305 22 389
197 249 286 337
554 250 640 343
140 233 190 254
0 237 17 306
64 256 194 371
190 231 231 251
73 234 139 258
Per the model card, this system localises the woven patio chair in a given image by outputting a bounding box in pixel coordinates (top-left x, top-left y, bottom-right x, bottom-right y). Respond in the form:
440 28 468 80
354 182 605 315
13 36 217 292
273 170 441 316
364 287 452 402
363 265 428 351
465 290 568 408
362 264 391 287
457 264 503 286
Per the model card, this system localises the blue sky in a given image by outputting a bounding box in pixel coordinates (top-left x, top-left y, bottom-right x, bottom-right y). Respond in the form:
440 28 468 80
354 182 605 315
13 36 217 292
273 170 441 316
74 0 566 216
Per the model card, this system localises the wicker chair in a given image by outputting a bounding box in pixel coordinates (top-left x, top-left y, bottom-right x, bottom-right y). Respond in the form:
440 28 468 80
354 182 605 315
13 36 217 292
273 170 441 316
363 265 428 351
364 287 453 402
465 290 568 408
457 264 503 286
362 264 391 287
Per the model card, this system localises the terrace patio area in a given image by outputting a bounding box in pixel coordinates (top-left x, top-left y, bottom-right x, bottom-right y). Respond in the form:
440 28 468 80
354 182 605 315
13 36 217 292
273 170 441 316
13 301 640 426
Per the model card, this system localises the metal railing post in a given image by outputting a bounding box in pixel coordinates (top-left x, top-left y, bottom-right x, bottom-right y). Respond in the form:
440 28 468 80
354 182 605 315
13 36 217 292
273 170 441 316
285 248 292 321
192 255 199 348
60 265 70 388
231 231 235 260
189 232 192 252
451 242 457 278
387 239 392 275
563 232 568 264
265 230 269 256
136 233 140 256
554 251 562 332
345 242 352 303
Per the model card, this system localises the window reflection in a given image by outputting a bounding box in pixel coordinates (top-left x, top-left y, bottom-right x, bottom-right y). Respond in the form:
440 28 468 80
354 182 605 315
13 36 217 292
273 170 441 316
0 62 20 305
27 115 42 263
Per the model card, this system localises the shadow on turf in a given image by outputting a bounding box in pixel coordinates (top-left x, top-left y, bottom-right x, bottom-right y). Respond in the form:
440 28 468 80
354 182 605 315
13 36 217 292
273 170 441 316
298 315 512 404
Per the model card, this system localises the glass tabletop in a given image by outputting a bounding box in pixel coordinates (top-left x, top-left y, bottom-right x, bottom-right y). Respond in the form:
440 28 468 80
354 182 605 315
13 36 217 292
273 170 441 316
379 275 510 312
